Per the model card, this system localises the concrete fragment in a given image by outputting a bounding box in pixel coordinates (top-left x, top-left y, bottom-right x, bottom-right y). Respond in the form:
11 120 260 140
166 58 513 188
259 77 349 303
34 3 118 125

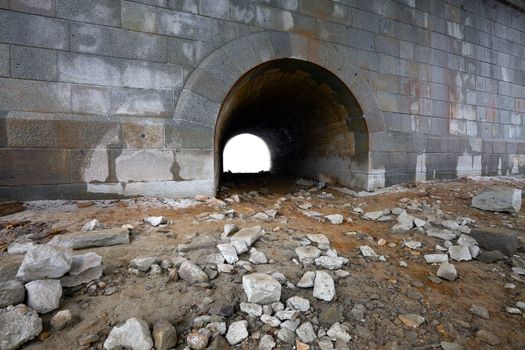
314 256 346 270
295 246 321 264
242 273 281 304
313 271 335 302
448 245 472 261
426 228 456 241
178 261 209 284
424 254 448 263
286 296 310 311
103 318 154 350
226 320 248 345
471 186 521 213
325 214 344 224
249 248 267 264
437 262 457 281
296 322 316 343
144 216 167 226
81 219 102 231
25 279 62 313
16 245 73 282
0 304 42 350
48 228 130 250
297 271 316 288
217 243 239 264
230 226 262 247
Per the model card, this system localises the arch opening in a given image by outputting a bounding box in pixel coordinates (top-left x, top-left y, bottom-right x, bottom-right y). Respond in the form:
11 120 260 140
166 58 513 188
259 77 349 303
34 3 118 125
215 58 369 190
223 133 271 173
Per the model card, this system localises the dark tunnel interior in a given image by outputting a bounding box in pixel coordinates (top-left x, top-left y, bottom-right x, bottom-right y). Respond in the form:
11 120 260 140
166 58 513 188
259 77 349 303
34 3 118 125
215 58 369 188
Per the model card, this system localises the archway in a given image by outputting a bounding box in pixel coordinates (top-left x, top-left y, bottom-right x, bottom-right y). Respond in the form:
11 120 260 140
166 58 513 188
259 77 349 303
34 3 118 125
215 58 368 188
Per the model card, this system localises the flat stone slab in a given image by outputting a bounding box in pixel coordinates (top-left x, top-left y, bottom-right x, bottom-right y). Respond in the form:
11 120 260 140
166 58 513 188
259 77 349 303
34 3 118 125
470 227 518 256
47 228 130 250
471 186 522 213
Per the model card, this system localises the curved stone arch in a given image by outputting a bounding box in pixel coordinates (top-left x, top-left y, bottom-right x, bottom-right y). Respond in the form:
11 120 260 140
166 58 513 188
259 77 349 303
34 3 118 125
172 31 386 191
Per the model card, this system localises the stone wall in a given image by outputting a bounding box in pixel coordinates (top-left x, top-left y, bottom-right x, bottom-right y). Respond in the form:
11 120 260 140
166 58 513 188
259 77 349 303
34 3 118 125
0 0 524 199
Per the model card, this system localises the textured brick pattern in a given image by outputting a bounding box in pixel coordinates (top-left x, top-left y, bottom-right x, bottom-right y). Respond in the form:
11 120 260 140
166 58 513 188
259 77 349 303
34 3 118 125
0 0 524 199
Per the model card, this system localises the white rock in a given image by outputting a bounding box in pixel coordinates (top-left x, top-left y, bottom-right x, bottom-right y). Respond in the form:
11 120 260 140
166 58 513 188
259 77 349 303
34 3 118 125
325 214 344 224
275 309 299 321
469 245 480 258
359 245 378 257
231 239 249 254
404 240 421 249
25 279 62 313
207 322 227 336
390 212 414 234
516 302 525 310
249 248 267 265
258 334 276 350
130 256 159 272
448 245 472 261
427 228 457 241
271 272 286 283
295 246 321 264
7 241 35 255
240 302 263 317
307 234 330 250
313 271 336 302
363 211 384 221
81 219 102 232
471 187 522 213
260 314 281 327
326 322 351 343
144 216 167 227
314 256 347 270
413 218 426 227
506 307 521 314
424 254 448 264
217 264 234 274
334 270 350 278
178 261 209 284
253 212 270 221
206 253 225 265
226 320 249 345
286 296 310 311
60 265 103 287
231 226 263 247
271 302 285 312
281 319 300 332
0 304 42 350
104 318 153 350
223 224 238 237
243 273 281 304
50 309 73 330
296 322 316 343
16 245 73 282
217 243 239 264
437 262 457 281
441 220 460 231
457 234 478 247
297 271 316 288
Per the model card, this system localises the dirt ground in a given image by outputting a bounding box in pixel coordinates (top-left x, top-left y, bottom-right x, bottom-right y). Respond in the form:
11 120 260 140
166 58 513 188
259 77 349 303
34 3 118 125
1 174 524 350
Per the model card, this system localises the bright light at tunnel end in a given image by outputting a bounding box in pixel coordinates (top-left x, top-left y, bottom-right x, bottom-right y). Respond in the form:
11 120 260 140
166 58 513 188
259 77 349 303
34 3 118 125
223 133 271 173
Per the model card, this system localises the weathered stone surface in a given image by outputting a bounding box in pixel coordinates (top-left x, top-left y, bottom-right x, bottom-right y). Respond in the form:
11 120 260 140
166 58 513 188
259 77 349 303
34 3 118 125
326 322 351 342
426 228 457 241
398 314 425 328
60 265 104 288
307 234 330 250
240 302 262 317
314 256 346 270
178 261 209 284
424 254 448 264
48 228 130 250
0 304 42 350
104 318 154 350
187 329 209 349
0 280 25 308
470 227 518 256
16 245 73 282
448 245 472 261
130 256 160 272
296 322 316 343
295 246 321 264
437 262 457 281
25 279 62 313
153 320 177 350
313 271 335 302
471 187 522 213
390 212 414 234
81 219 102 232
217 243 238 264
259 334 276 350
286 296 310 312
260 314 281 327
469 304 490 319
475 329 500 346
298 271 316 288
325 214 344 224
242 273 281 304
226 320 248 345
70 252 102 275
249 248 267 264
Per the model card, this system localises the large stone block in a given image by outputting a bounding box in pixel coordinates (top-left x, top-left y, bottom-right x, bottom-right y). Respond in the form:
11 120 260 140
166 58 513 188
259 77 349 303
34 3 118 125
0 10 69 50
10 46 58 81
167 37 195 66
175 149 214 180
0 149 70 185
9 0 56 16
470 227 518 256
122 119 165 149
0 43 8 77
5 115 56 148
0 78 71 113
58 52 122 86
157 8 213 41
70 149 110 183
56 0 120 26
71 85 111 115
165 119 213 149
70 22 111 55
123 61 183 90
54 118 120 149
199 0 229 19
115 150 175 182
173 91 220 127
121 0 157 33
110 29 167 63
110 87 174 117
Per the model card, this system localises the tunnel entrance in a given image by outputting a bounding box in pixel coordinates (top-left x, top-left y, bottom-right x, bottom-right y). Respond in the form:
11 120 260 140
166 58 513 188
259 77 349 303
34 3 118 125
223 133 271 173
215 58 369 190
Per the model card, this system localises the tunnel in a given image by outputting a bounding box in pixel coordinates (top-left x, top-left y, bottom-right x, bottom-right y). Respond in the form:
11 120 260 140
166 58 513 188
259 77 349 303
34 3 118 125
214 58 369 189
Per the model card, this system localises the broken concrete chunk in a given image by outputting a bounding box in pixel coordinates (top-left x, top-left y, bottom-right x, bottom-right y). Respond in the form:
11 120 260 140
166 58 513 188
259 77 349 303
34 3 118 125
295 246 321 264
314 256 346 270
226 320 248 345
217 243 239 264
231 239 248 254
296 322 316 343
25 279 62 314
178 261 209 284
325 214 344 224
298 271 316 288
470 227 518 256
48 228 130 250
242 273 281 304
424 254 448 264
471 186 521 213
249 248 267 264
231 226 262 247
104 317 154 350
0 304 42 350
313 271 335 302
16 245 73 282
70 252 102 275
390 212 414 234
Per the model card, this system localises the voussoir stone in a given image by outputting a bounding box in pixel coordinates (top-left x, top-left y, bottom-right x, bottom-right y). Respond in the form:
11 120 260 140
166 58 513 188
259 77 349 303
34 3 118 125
242 273 281 304
16 245 73 282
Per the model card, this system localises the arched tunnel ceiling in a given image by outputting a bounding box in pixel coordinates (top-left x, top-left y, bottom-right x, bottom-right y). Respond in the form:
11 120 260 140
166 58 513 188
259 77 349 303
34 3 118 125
215 58 368 185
